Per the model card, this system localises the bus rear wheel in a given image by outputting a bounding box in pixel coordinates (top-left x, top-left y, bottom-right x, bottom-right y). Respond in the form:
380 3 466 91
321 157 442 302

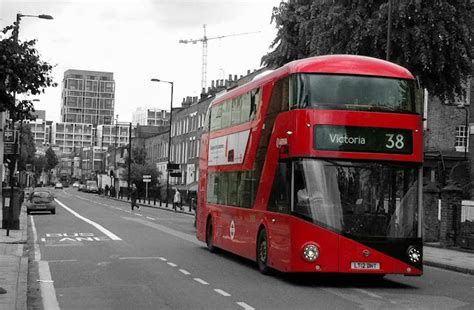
206 218 217 253
257 229 271 275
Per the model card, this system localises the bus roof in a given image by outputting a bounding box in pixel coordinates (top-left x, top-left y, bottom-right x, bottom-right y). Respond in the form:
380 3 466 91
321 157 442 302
212 54 414 106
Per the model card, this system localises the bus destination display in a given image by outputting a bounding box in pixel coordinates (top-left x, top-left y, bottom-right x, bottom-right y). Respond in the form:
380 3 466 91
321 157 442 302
314 125 413 154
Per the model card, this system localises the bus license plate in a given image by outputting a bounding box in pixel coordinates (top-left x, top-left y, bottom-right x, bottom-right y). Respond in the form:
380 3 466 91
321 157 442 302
351 262 380 270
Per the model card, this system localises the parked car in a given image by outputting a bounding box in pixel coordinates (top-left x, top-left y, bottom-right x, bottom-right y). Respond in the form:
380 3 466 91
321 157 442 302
26 190 56 214
72 181 80 188
85 180 98 193
78 184 86 191
55 182 63 189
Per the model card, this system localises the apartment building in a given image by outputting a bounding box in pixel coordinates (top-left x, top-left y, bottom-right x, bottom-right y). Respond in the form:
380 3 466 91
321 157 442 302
132 107 170 126
96 124 130 148
60 69 115 125
51 122 93 154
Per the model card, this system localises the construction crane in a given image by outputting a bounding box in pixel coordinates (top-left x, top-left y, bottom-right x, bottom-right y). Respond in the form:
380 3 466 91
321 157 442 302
179 24 259 91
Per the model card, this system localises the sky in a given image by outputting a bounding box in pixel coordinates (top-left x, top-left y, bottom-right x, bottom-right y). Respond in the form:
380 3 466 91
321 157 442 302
0 0 280 123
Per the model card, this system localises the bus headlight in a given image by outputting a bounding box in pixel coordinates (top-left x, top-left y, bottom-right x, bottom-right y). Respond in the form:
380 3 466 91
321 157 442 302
407 246 421 264
303 244 319 262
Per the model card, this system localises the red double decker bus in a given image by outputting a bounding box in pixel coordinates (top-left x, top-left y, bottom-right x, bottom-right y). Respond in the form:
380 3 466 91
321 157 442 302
196 55 423 276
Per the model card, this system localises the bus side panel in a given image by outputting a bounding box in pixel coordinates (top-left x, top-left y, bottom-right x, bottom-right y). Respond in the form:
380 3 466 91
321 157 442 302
289 218 339 273
265 212 292 271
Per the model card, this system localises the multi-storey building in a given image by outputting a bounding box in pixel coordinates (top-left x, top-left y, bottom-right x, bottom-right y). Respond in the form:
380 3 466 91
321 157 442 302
60 69 115 125
132 107 170 126
51 122 93 154
27 119 50 147
96 124 130 148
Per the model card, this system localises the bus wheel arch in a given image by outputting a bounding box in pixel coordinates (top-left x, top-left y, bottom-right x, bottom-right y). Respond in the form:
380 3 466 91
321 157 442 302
206 215 217 253
256 225 271 275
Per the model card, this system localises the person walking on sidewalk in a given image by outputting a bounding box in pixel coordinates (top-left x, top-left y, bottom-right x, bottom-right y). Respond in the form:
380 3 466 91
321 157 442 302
173 189 181 210
131 183 140 211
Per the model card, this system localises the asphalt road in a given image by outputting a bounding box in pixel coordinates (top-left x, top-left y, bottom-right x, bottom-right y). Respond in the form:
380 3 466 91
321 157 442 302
27 187 474 310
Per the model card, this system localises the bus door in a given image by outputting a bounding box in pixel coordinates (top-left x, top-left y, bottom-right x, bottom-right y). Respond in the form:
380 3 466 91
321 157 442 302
267 161 292 270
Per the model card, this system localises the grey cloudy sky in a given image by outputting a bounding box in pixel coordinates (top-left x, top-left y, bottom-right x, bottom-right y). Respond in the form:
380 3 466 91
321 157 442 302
0 0 279 122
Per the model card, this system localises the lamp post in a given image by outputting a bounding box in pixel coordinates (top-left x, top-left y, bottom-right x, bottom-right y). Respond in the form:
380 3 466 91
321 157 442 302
150 78 174 207
6 13 52 236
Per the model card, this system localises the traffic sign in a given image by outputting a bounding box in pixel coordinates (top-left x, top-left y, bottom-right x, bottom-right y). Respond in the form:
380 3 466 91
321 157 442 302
4 130 16 143
143 179 151 183
143 175 151 179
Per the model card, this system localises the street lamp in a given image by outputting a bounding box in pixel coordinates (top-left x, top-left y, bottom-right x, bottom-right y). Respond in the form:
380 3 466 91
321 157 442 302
150 78 174 207
6 13 52 236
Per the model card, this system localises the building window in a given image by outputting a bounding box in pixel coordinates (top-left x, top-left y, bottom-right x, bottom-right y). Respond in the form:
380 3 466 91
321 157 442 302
455 125 469 151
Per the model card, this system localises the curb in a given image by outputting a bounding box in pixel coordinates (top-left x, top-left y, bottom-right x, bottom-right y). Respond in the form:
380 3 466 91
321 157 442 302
424 260 474 276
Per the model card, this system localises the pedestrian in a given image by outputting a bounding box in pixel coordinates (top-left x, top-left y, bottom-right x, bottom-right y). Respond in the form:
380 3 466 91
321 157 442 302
104 184 109 197
110 186 116 198
131 183 140 211
173 189 181 210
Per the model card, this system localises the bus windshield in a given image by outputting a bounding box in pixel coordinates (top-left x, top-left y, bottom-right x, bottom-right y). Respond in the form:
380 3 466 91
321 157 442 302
291 73 417 114
292 159 420 238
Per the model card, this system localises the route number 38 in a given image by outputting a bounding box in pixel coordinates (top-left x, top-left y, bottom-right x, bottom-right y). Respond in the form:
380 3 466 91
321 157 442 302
385 134 405 149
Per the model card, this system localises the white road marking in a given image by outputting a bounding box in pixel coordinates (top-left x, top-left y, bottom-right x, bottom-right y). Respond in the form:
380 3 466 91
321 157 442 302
179 269 191 275
146 216 155 220
55 199 122 241
193 278 209 285
352 288 383 299
237 302 255 310
167 262 178 267
38 258 60 310
214 289 231 297
47 259 78 263
119 257 163 260
136 214 143 217
159 257 167 261
31 216 41 262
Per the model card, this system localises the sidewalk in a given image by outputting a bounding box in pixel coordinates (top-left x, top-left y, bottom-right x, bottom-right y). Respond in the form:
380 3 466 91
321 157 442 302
423 245 474 275
0 205 28 310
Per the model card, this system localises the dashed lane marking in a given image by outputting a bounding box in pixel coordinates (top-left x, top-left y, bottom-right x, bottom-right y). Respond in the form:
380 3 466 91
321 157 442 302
237 302 255 310
214 289 231 297
194 278 209 285
167 262 177 267
179 269 191 275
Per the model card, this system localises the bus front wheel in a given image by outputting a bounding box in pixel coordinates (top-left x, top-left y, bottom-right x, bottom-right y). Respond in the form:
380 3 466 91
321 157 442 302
206 218 217 253
257 229 271 275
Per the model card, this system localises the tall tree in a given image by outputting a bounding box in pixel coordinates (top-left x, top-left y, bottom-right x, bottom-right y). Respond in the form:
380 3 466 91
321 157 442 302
262 0 473 103
45 147 58 183
122 163 161 192
0 23 56 119
18 125 36 171
33 155 47 179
